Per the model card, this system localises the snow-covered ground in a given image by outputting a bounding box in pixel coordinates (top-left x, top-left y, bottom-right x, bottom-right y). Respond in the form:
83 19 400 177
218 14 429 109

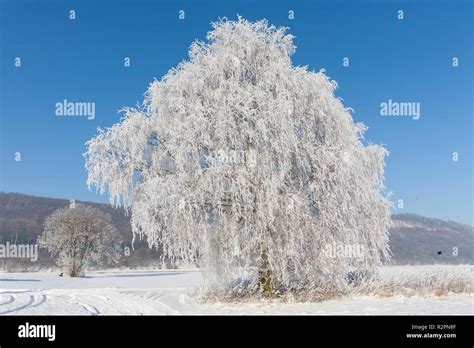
0 266 472 315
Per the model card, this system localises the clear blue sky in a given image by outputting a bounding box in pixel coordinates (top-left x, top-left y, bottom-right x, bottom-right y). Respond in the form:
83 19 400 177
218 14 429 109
0 0 472 224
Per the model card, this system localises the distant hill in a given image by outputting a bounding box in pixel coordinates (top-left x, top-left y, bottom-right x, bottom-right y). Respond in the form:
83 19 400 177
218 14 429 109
0 192 131 243
389 213 473 265
0 192 472 270
0 192 161 270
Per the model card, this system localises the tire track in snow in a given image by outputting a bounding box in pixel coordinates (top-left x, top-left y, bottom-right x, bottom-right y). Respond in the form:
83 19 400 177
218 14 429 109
59 290 144 315
0 292 47 315
79 302 100 315
0 293 33 314
120 290 182 315
28 294 47 310
0 294 14 305
48 289 184 315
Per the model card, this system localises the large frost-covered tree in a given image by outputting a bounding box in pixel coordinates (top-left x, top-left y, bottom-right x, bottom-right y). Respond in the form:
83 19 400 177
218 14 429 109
38 204 122 277
85 17 391 298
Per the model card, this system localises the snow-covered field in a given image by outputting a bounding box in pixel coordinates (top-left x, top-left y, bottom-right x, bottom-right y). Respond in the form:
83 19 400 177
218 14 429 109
0 266 472 315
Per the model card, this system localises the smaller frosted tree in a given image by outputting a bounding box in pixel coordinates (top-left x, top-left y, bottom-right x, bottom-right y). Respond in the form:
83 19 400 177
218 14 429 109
38 203 121 277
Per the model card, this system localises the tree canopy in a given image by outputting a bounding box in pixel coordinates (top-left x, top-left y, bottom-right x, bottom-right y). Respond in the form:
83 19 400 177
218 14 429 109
84 17 391 297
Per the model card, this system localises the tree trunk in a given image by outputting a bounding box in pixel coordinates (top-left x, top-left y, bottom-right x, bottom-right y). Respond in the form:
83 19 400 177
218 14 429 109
258 248 274 298
70 235 78 277
69 262 77 277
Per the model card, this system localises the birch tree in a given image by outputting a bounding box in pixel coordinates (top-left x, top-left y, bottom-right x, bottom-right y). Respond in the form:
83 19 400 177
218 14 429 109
38 204 121 277
84 17 391 298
